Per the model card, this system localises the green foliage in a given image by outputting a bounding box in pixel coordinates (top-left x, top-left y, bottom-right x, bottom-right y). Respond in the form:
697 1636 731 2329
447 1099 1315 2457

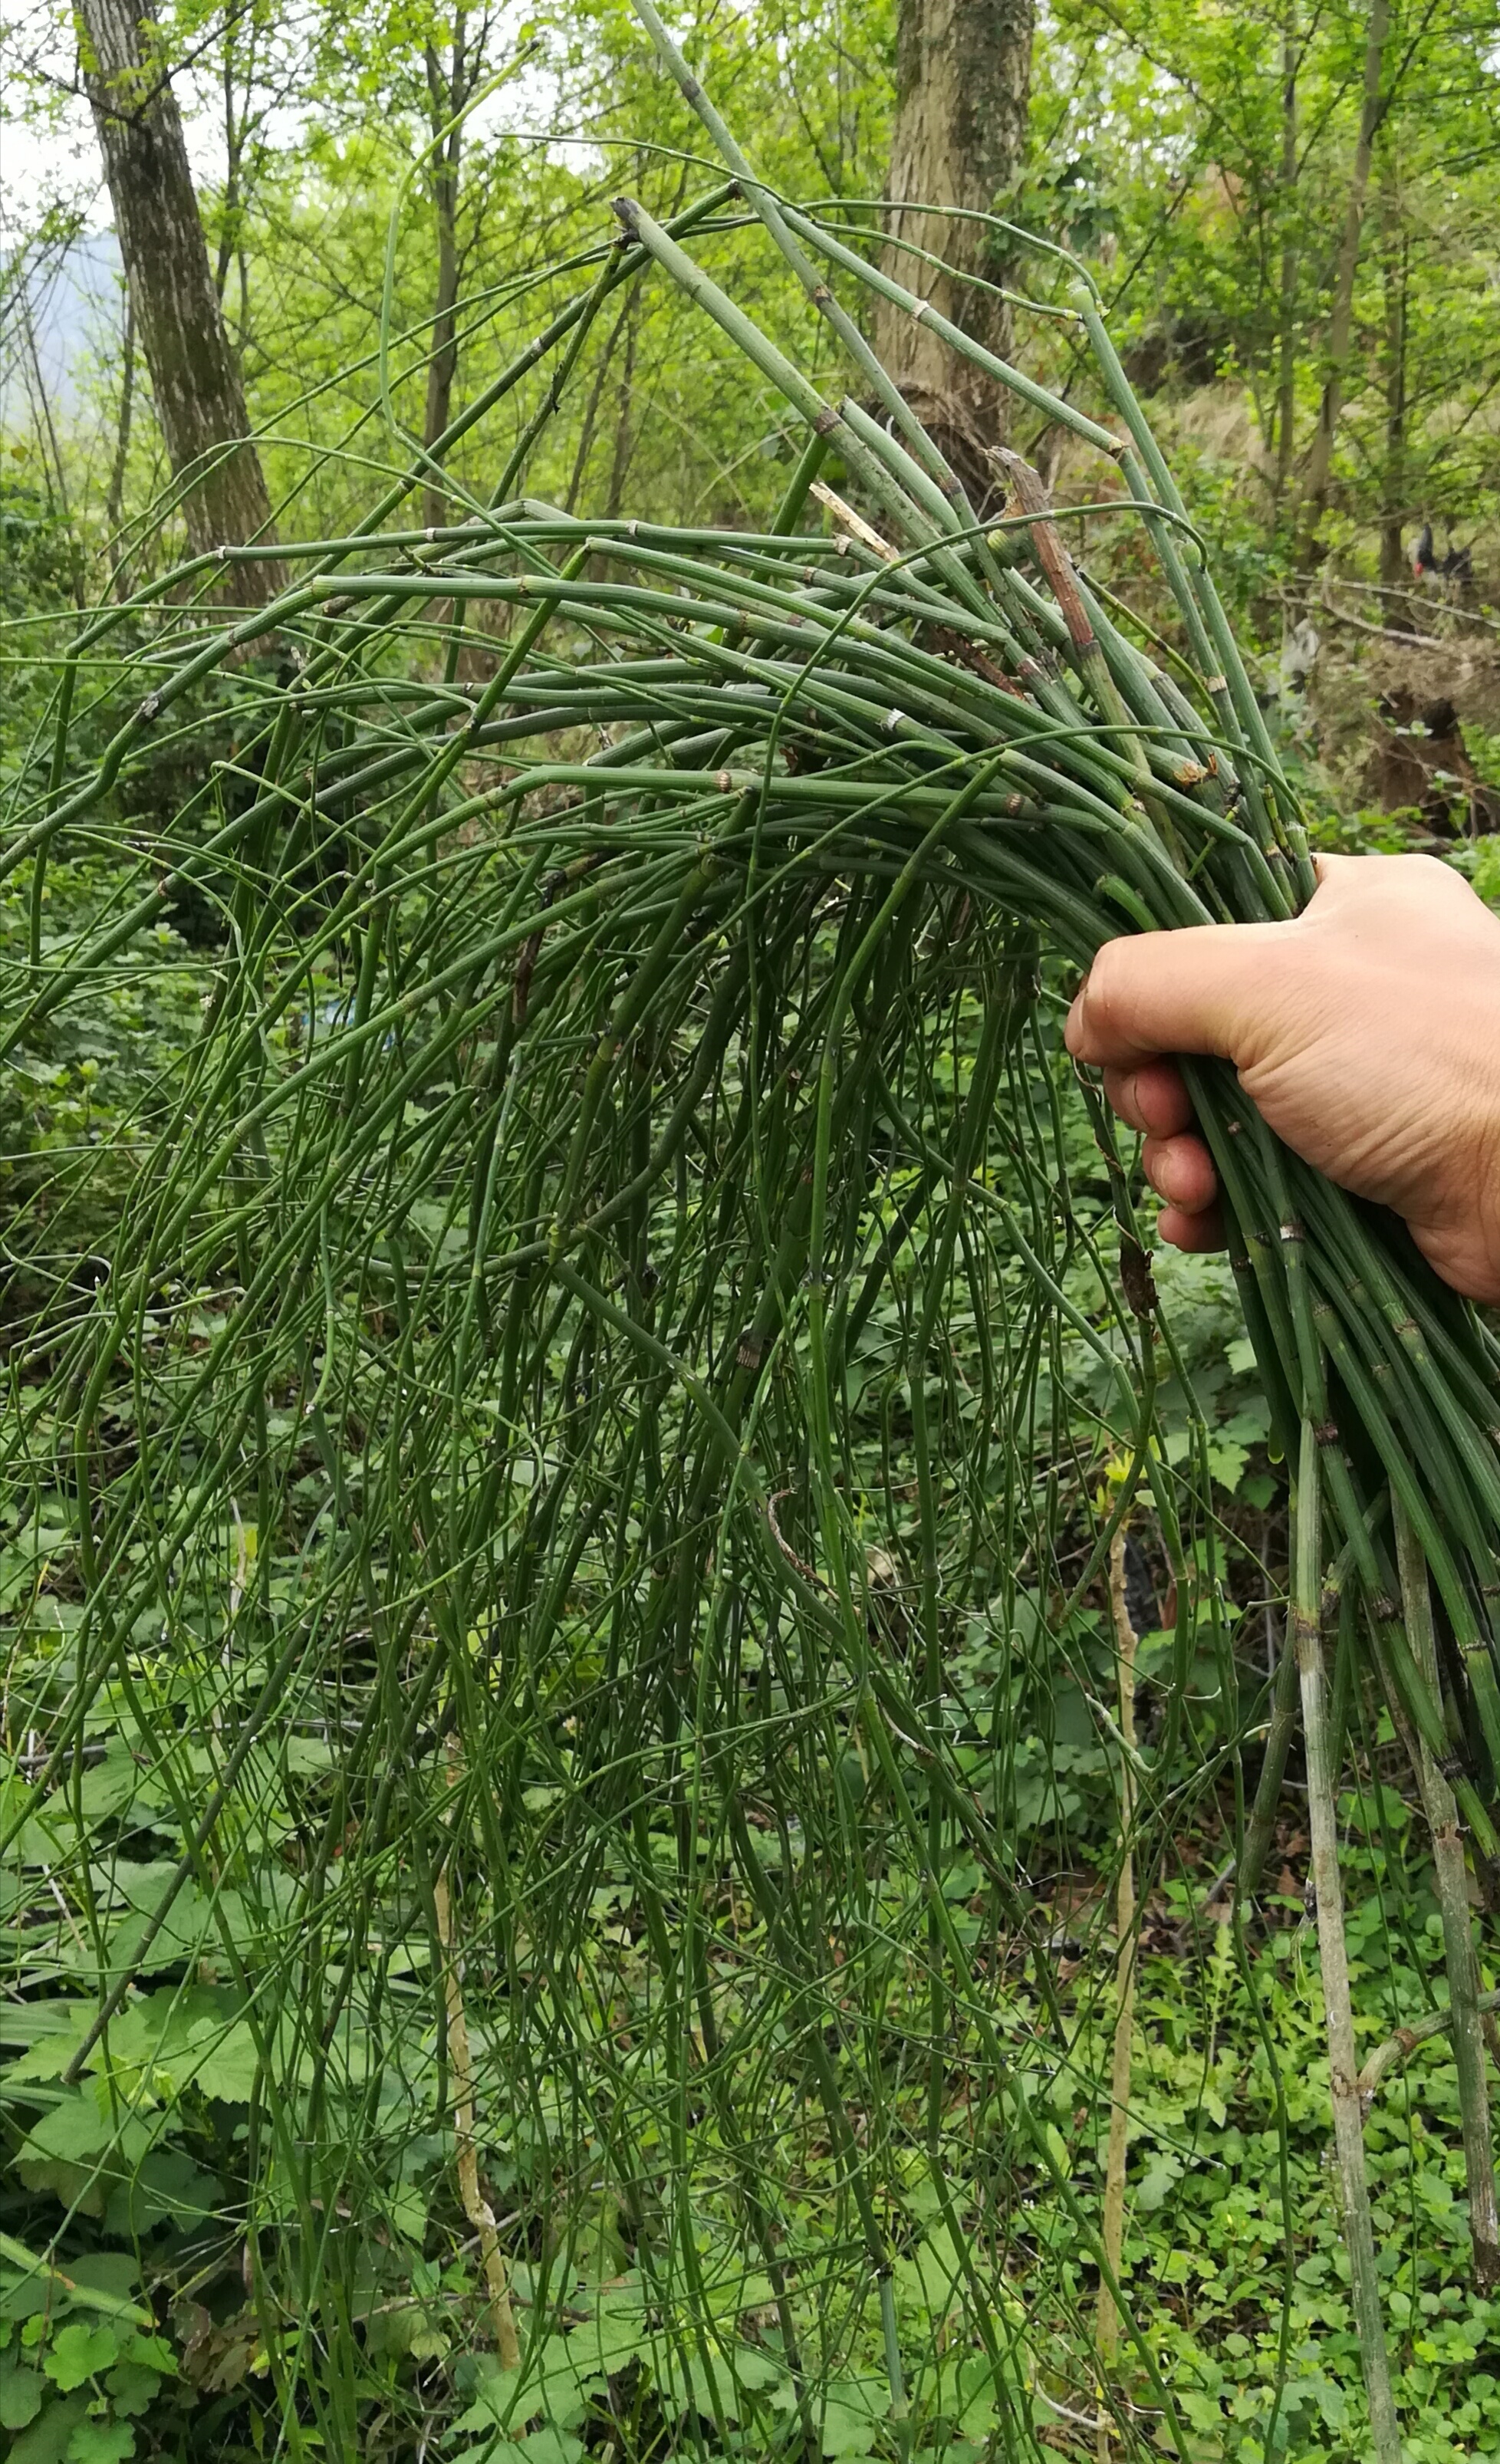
2 5 1500 2459
7 1660 1499 2462
0 482 77 623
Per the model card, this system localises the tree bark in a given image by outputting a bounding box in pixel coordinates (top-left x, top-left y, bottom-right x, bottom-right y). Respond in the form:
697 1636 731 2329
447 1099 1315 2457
873 0 1034 506
1298 0 1390 552
77 0 282 600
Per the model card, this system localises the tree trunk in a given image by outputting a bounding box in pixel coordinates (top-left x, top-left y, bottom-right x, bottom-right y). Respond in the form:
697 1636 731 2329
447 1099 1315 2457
423 27 467 532
77 0 282 600
873 0 1034 507
1298 0 1390 553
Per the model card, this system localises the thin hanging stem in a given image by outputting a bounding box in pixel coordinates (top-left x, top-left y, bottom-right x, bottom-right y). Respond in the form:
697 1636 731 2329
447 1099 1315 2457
1097 1525 1140 2419
435 1739 522 2370
1393 1496 1500 2288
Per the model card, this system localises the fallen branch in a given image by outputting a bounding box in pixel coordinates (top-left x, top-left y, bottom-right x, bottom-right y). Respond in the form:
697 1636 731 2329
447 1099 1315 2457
1359 1986 1500 2100
1285 596 1449 653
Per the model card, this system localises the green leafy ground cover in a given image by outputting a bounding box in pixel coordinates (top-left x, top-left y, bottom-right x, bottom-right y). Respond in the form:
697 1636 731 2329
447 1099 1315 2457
3 1525 1499 2464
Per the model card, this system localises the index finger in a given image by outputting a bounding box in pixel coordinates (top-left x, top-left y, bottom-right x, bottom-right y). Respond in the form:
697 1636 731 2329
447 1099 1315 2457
1064 920 1294 1070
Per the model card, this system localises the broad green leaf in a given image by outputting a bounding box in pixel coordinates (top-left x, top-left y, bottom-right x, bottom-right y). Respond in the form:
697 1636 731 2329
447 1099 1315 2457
0 2357 44 2429
284 1735 337 1773
7 2393 89 2464
657 2348 745 2424
180 2020 263 2104
1137 2153 1184 2212
102 2360 162 2416
64 2421 136 2463
21 2094 154 2173
479 2433 584 2464
818 2377 890 2458
43 2321 121 2390
67 1740 145 1829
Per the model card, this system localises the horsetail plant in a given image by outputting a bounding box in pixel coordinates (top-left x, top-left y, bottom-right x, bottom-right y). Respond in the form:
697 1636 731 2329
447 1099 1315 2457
0 30 1495 2461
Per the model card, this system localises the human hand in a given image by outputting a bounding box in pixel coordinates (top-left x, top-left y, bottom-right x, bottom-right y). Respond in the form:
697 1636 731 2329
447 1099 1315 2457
1063 852 1500 1305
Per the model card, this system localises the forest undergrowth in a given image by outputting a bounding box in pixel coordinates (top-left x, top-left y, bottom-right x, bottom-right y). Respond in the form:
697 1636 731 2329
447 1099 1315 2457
3 48 1500 2464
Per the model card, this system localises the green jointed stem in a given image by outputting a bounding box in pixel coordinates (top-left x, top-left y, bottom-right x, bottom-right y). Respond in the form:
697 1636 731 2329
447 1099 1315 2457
1394 1498 1500 2288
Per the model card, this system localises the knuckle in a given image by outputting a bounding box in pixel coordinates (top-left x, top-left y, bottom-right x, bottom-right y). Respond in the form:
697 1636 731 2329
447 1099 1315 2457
1382 851 1457 896
1400 851 1454 890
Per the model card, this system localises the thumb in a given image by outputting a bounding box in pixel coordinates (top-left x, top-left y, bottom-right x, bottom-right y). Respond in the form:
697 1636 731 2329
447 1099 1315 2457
1064 919 1301 1070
